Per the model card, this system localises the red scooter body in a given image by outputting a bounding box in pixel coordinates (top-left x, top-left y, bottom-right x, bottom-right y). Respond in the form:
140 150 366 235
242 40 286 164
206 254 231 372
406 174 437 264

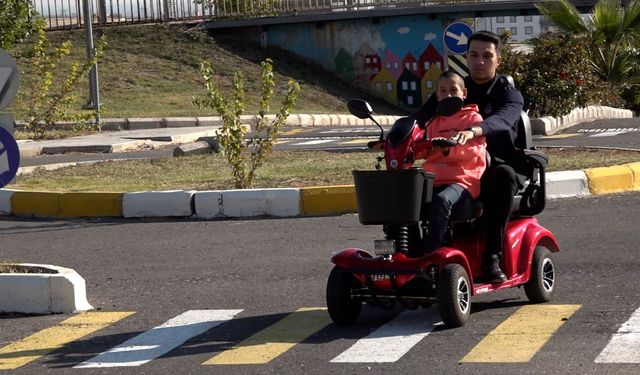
327 99 558 327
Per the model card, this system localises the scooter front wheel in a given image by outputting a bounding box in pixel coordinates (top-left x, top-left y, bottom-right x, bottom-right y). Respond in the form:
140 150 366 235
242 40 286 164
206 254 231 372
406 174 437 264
524 246 556 303
437 263 471 327
326 266 362 325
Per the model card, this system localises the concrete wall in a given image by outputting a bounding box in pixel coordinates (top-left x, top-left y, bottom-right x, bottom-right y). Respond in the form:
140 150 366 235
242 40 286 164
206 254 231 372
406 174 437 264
264 15 453 108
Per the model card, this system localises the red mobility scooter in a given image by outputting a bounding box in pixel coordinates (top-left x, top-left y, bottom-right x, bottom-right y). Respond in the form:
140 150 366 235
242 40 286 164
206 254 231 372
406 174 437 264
326 99 559 327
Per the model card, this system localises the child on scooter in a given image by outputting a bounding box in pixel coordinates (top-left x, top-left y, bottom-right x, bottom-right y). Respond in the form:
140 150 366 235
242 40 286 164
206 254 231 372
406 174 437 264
415 71 487 254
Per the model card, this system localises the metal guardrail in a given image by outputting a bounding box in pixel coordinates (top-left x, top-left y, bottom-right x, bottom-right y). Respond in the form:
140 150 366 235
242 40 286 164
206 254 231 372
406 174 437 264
34 0 596 30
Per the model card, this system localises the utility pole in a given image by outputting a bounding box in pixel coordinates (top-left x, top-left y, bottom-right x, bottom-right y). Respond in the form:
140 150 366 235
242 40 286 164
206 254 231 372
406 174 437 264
82 0 101 123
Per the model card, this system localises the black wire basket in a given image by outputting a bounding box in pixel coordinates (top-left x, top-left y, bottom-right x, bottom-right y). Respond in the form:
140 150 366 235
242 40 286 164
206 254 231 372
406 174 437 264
352 168 434 225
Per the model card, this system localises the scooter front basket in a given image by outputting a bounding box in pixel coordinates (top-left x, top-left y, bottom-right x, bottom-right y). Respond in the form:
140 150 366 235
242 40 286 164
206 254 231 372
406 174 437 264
352 169 434 225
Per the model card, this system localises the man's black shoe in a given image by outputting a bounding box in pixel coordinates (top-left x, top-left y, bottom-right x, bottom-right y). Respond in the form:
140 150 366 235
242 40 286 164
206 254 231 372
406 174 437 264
483 255 507 283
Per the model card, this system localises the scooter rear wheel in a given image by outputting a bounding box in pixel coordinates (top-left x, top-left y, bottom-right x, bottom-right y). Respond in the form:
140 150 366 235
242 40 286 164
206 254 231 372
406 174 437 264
326 266 362 325
524 246 555 303
437 263 471 327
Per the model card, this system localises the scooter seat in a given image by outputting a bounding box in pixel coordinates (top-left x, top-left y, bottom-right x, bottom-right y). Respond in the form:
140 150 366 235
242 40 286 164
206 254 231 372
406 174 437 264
451 198 483 223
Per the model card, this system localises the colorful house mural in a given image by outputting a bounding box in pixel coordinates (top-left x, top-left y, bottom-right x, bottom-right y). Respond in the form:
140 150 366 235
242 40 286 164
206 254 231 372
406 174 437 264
381 49 403 79
402 53 420 78
419 44 444 78
421 63 443 104
353 43 378 90
265 15 447 108
334 48 354 82
397 68 422 107
370 68 398 105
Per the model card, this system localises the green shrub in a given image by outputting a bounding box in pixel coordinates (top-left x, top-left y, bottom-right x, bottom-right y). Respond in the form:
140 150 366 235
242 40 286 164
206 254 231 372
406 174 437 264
499 33 621 118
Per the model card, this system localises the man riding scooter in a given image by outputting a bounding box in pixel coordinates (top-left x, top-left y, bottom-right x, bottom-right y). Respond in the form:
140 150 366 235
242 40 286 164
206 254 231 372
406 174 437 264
409 30 525 283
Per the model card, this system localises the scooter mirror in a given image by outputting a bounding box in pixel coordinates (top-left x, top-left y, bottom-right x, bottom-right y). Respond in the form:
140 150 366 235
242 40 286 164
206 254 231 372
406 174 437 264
347 99 373 119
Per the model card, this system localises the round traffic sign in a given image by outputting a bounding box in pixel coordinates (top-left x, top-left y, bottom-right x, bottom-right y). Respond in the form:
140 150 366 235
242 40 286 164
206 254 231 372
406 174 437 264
0 126 20 188
443 22 474 55
0 48 20 110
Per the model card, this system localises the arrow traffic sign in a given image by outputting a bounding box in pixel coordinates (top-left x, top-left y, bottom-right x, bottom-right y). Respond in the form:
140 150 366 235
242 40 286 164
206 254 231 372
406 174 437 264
0 126 19 188
443 22 474 55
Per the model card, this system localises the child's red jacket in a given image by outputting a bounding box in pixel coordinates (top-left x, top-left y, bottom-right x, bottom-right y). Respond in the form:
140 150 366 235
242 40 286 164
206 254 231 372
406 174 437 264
414 104 486 198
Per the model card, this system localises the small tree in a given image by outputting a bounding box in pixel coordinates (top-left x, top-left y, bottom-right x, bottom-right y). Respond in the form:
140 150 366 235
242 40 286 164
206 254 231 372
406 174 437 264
16 27 107 139
194 58 300 189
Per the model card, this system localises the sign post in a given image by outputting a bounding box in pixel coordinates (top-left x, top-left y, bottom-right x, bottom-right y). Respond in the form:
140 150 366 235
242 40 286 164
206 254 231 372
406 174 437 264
0 48 20 188
443 22 474 78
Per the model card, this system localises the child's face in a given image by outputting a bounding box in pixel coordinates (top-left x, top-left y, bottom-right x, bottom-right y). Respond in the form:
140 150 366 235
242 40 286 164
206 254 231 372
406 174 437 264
436 77 467 101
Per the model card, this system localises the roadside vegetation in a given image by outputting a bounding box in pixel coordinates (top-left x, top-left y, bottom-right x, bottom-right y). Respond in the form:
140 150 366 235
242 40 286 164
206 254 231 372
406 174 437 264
10 148 640 192
6 24 398 121
500 0 640 117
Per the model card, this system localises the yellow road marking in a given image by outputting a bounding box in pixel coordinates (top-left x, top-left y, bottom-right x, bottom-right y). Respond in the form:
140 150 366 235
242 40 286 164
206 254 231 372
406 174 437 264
537 133 579 139
204 307 330 365
274 139 292 145
0 311 134 370
461 304 581 363
279 128 307 136
342 138 373 145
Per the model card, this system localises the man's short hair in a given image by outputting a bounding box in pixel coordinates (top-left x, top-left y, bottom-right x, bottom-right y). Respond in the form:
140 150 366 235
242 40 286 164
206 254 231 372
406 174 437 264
438 70 465 88
467 30 502 55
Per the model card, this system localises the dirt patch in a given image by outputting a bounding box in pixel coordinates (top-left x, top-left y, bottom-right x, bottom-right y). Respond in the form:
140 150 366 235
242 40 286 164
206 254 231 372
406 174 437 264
0 264 57 274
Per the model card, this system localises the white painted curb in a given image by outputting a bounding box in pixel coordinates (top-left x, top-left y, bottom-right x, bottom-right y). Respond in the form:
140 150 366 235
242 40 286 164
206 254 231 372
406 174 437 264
546 170 591 199
220 188 301 218
194 189 300 218
0 188 14 215
0 263 93 314
194 191 223 219
123 190 195 218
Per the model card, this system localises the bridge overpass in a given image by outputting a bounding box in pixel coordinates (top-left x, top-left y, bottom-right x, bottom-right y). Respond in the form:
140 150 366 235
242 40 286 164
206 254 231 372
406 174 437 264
200 0 599 29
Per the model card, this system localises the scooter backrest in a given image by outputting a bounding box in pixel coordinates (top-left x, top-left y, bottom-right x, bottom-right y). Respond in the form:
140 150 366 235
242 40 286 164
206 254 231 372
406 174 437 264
514 111 533 151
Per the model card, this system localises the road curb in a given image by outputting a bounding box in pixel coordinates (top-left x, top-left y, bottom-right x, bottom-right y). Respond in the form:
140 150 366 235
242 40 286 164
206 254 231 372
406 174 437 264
1 164 639 219
530 106 635 135
0 263 93 314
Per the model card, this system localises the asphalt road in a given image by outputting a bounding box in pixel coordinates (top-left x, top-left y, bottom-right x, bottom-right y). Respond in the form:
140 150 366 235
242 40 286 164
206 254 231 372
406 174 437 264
1 192 639 374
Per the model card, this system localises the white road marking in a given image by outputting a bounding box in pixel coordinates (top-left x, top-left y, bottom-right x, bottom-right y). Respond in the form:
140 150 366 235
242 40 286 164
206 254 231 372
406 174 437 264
293 139 335 145
595 306 640 363
75 309 242 368
589 131 626 137
330 309 440 363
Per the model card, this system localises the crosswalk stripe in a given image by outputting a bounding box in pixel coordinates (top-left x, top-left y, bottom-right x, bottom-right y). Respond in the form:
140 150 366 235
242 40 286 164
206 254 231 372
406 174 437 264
331 309 440 363
0 311 134 370
75 309 242 368
595 306 640 363
203 307 331 365
461 304 581 363
590 131 625 137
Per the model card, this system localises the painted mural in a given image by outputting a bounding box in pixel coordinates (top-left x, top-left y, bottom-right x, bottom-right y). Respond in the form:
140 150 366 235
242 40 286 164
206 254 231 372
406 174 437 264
266 16 448 108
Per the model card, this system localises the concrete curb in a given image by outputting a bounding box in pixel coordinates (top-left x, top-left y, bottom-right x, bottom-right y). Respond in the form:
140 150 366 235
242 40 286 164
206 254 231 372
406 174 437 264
11 106 635 136
1 164 638 219
0 263 93 314
530 106 635 135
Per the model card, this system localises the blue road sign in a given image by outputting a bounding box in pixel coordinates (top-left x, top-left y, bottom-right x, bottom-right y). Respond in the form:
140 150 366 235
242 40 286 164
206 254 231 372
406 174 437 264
0 127 19 188
443 22 473 55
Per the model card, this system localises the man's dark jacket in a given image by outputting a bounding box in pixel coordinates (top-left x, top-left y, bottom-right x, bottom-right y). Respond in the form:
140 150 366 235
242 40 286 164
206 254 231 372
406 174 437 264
409 74 524 165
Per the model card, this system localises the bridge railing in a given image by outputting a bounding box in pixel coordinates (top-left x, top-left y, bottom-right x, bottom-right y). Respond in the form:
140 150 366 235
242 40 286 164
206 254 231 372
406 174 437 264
34 0 507 30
